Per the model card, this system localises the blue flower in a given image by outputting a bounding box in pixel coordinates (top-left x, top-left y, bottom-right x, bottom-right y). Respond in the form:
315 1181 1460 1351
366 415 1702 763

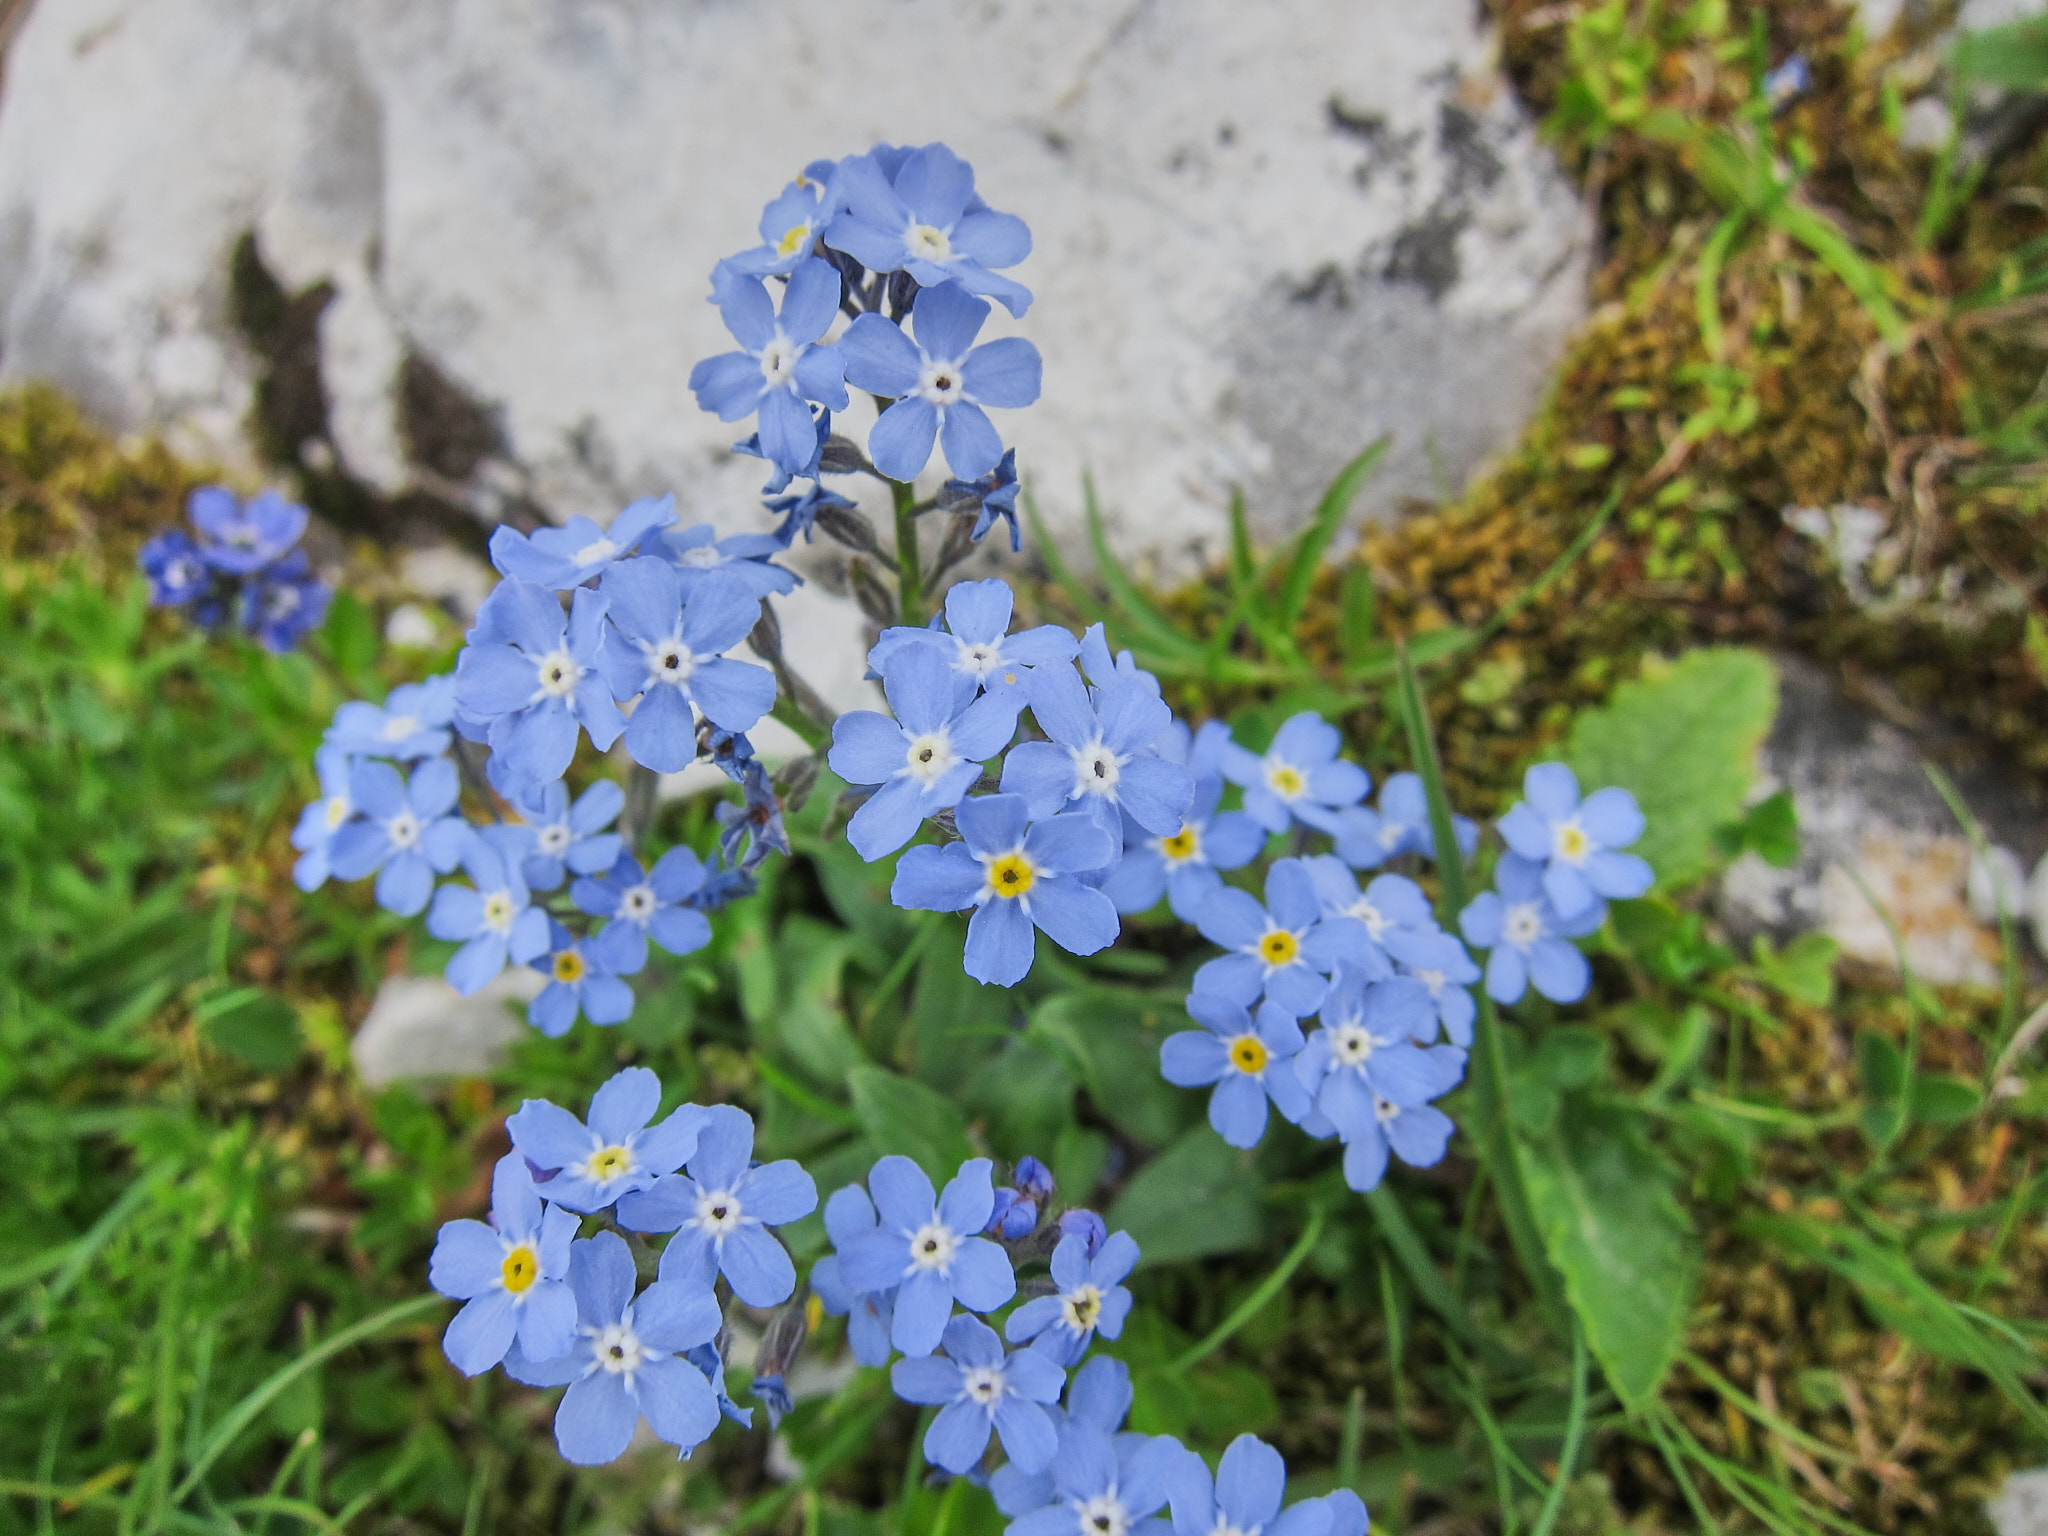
506 1066 703 1213
427 826 553 994
501 1232 723 1465
291 743 356 892
1167 1435 1335 1536
687 1340 756 1428
1004 1420 1186 1536
327 757 467 915
688 849 759 910
187 486 308 575
139 529 212 608
988 1357 1139 1522
733 405 831 495
326 675 457 761
1496 762 1653 920
839 282 1041 482
943 446 1022 550
827 143 1034 317
240 551 330 653
454 579 625 786
1001 662 1191 841
835 1155 1017 1357
689 258 850 474
1328 1067 1464 1194
616 1105 819 1308
1222 712 1369 835
1303 856 1438 977
766 481 857 546
750 1374 794 1430
810 1183 896 1368
1012 1156 1056 1204
572 848 713 973
1458 852 1606 1005
1004 1228 1137 1366
715 759 790 873
828 644 1023 860
1192 858 1353 1018
487 495 678 590
529 919 638 1036
892 1314 1063 1474
720 165 843 279
1056 1209 1109 1259
1160 993 1311 1149
703 726 757 783
891 794 1120 987
596 560 777 772
657 523 799 599
986 1190 1040 1241
428 1151 579 1375
868 579 1079 705
1333 771 1479 868
512 778 624 890
1382 927 1481 1047
1103 772 1265 923
1765 54 1811 110
1293 970 1452 1147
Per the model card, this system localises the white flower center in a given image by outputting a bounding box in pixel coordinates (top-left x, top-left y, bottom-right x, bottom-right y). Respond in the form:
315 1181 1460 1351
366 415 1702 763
903 729 959 784
482 890 518 933
1072 740 1121 797
535 649 581 698
695 1188 745 1236
168 558 200 586
917 356 966 406
1329 1021 1377 1067
1061 1283 1104 1332
1380 820 1407 850
955 639 1003 679
571 537 618 569
1345 896 1390 940
646 638 695 687
678 544 724 569
908 223 953 262
588 1315 655 1381
959 1365 1006 1405
1209 1521 1258 1536
759 334 799 388
1075 1494 1130 1536
1553 818 1591 864
1374 1095 1402 1126
1264 758 1308 801
1503 902 1545 950
324 795 352 830
1415 968 1446 997
907 1221 959 1272
385 809 421 849
537 823 571 855
381 714 421 742
619 884 657 922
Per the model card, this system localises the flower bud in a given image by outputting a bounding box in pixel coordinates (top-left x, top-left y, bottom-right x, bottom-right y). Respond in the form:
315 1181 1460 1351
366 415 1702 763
1057 1208 1108 1259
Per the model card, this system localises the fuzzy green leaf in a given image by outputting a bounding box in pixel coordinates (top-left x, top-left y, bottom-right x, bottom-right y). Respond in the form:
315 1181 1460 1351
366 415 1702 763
1108 1128 1264 1268
847 1066 973 1182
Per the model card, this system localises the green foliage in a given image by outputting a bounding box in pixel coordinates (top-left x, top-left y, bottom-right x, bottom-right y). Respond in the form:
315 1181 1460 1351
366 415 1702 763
1563 647 1777 890
848 1065 973 1180
1106 1127 1265 1269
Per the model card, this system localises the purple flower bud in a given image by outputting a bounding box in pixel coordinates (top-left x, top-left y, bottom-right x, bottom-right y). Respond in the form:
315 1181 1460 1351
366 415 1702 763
1057 1208 1108 1259
1012 1156 1055 1204
986 1187 1038 1239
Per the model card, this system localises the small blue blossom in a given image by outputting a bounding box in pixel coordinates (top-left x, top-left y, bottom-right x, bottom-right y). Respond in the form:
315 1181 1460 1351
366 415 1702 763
750 1374 795 1430
891 1314 1063 1475
512 778 624 891
1222 712 1370 835
501 1232 723 1465
687 849 759 911
809 1183 896 1368
617 1104 819 1308
890 794 1120 987
986 1189 1040 1241
834 1155 1017 1357
839 281 1041 482
597 560 777 772
828 143 1035 317
291 743 356 892
1333 771 1479 869
1303 855 1438 978
720 164 843 279
1293 971 1452 1158
1001 661 1192 841
453 579 625 786
867 578 1078 705
1004 1420 1187 1536
240 551 330 653
326 675 457 761
943 446 1022 550
139 529 213 609
506 1066 704 1214
529 919 639 1036
988 1357 1152 1519
703 726 757 784
1160 993 1311 1148
828 642 1023 860
1192 857 1353 1018
1496 762 1653 920
427 825 552 994
734 405 831 495
187 486 309 575
327 757 468 916
689 258 850 475
487 495 678 590
1765 55 1811 111
572 848 714 973
657 523 799 599
1383 926 1482 1047
1004 1228 1137 1366
428 1151 579 1375
714 759 790 874
765 481 856 546
1458 851 1607 1005
1103 771 1266 923
1167 1435 1337 1536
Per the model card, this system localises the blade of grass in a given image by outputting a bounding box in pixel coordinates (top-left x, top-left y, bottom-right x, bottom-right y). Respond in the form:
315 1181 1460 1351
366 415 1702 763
1168 1206 1325 1375
1023 490 1109 627
1276 437 1390 631
1080 476 1207 664
1468 480 1628 653
1528 1322 1589 1536
1697 212 1746 358
1363 1184 1524 1372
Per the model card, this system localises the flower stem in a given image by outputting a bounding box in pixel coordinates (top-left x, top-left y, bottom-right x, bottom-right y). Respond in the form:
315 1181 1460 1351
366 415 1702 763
1166 1205 1325 1376
891 478 924 625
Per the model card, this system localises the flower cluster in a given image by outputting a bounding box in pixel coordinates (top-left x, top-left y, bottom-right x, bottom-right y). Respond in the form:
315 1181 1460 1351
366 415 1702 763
138 485 329 652
428 1069 815 1464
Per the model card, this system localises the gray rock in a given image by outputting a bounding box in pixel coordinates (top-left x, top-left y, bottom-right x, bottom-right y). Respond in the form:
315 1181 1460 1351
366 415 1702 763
350 969 540 1089
1991 1468 2048 1536
0 0 1585 593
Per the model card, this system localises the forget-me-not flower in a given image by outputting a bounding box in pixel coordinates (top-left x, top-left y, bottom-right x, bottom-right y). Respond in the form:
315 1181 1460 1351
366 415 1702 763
1458 852 1606 1005
1167 1435 1335 1536
1193 857 1351 1018
327 757 467 916
1105 771 1266 923
487 495 678 591
1304 856 1438 977
241 553 330 653
327 675 457 761
1383 926 1481 1047
454 579 624 786
867 578 1079 705
596 560 777 771
513 778 624 891
1160 993 1312 1149
140 529 213 608
1223 712 1370 835
827 142 1034 316
502 1232 724 1465
891 1314 1063 1475
689 258 850 475
829 644 1023 861
720 165 842 279
1001 661 1191 841
529 920 639 1035
839 281 1041 482
1006 1420 1187 1536
657 523 799 599
429 1152 579 1375
1497 762 1653 920
291 743 356 892
617 1104 818 1308
989 1356 1143 1520
572 848 713 973
506 1066 704 1214
766 481 857 546
1334 771 1480 869
890 794 1119 986
942 446 1022 550
1293 971 1449 1143
715 758 790 874
809 1183 896 1368
1004 1228 1137 1366
1329 1061 1463 1194
835 1154 1016 1357
188 486 309 575
427 826 552 994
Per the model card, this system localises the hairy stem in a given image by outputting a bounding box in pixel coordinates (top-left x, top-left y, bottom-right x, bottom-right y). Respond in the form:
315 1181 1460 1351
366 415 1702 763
891 478 924 625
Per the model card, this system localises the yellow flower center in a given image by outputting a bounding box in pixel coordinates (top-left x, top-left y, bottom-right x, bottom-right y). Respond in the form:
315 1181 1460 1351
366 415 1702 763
776 222 811 257
1266 762 1306 799
552 950 586 983
1258 929 1300 967
588 1145 632 1183
324 797 351 830
501 1244 539 1293
1228 1034 1270 1074
1555 822 1590 861
1159 825 1201 864
987 852 1036 899
1062 1284 1104 1331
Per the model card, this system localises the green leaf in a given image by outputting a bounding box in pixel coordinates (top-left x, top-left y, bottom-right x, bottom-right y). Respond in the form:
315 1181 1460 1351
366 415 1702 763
196 987 303 1072
319 591 379 685
1715 789 1799 869
764 917 867 1085
1339 562 1379 665
1519 1103 1699 1412
847 1066 973 1181
1107 1128 1264 1268
1277 437 1390 630
1909 1074 1982 1125
1563 648 1778 890
1750 931 1837 1007
1082 476 1206 663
